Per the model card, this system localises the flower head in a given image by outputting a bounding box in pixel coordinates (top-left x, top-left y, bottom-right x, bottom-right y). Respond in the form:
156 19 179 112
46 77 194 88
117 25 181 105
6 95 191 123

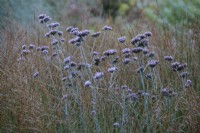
29 44 35 49
38 14 46 19
33 71 39 78
131 36 140 45
146 73 152 79
142 48 149 55
112 56 119 64
138 38 149 47
121 85 128 90
49 30 58 35
64 65 70 70
94 57 101 66
164 56 173 61
92 51 99 56
68 37 84 44
113 122 120 127
91 32 101 37
102 25 112 31
123 58 131 64
132 47 143 53
48 22 60 29
66 26 74 32
22 44 26 50
107 67 118 73
45 32 50 38
43 16 51 23
40 46 49 51
93 72 104 80
51 53 58 58
136 66 144 73
147 52 155 58
177 63 187 71
78 30 90 37
57 31 63 36
60 38 65 43
21 49 30 56
103 49 117 56
147 60 159 68
129 93 138 101
161 88 169 96
42 50 48 55
122 48 131 54
84 80 91 87
144 31 152 37
180 71 188 78
171 62 180 70
185 79 192 88
52 39 59 46
62 77 67 81
69 62 77 67
117 36 126 43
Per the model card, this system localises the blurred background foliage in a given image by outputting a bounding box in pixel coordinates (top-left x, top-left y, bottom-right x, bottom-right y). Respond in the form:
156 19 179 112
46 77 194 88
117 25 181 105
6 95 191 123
0 0 200 28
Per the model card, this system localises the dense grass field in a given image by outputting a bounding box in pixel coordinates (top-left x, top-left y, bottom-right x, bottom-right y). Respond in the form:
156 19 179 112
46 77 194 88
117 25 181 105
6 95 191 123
0 13 200 132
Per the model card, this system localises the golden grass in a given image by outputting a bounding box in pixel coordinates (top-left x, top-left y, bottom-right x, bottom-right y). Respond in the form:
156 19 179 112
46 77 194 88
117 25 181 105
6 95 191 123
0 18 200 132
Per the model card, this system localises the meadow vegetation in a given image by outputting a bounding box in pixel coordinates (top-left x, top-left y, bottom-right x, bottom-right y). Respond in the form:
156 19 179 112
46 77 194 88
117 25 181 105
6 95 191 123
0 1 200 133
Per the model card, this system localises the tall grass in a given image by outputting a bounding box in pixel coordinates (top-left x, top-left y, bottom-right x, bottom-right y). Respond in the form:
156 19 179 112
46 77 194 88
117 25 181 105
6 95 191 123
0 14 200 133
